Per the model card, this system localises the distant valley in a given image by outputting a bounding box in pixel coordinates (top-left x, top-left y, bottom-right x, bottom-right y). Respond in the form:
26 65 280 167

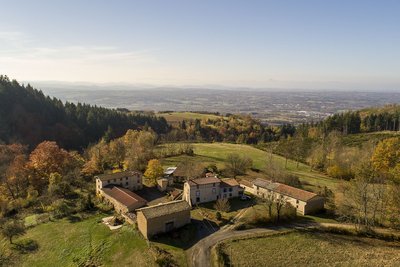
41 86 400 125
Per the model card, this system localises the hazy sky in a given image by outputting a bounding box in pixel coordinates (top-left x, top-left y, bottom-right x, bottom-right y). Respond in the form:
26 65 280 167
0 0 399 90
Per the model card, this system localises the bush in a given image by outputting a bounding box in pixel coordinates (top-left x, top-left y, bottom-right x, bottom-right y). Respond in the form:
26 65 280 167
50 200 73 219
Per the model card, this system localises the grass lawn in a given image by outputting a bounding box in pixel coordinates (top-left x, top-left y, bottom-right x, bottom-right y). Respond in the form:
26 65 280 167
219 231 400 267
190 197 255 227
2 213 158 267
161 143 339 192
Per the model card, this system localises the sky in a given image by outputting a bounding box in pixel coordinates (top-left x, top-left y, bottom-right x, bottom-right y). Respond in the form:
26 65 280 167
0 0 399 90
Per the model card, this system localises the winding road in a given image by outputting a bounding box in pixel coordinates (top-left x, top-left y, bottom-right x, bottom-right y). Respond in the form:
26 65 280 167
187 222 319 267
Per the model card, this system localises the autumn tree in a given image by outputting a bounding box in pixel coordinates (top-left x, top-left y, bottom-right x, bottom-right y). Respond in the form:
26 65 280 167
371 137 400 179
0 144 28 200
144 159 164 185
27 141 75 191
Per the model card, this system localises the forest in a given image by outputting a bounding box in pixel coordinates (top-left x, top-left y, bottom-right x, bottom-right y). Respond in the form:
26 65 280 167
0 75 169 150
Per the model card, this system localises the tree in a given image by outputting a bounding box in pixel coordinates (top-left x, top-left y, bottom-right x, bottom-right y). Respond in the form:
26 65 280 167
214 198 231 212
337 164 387 231
275 194 286 221
261 193 275 218
1 219 26 244
225 153 252 178
144 159 164 185
27 141 75 190
371 137 400 177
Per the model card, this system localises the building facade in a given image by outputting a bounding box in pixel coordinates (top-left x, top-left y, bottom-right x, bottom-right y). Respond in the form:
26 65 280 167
249 178 324 215
95 170 143 195
136 200 191 239
183 177 243 206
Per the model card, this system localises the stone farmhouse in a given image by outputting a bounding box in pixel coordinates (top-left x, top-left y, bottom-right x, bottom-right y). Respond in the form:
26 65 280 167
136 200 191 239
241 178 324 215
96 171 146 213
183 176 244 206
95 170 143 194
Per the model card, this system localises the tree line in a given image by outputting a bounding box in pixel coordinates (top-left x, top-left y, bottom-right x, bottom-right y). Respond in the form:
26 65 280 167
0 75 169 151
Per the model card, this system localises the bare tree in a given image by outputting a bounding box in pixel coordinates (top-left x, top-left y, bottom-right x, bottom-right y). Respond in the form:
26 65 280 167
225 153 252 178
214 198 231 212
275 194 287 221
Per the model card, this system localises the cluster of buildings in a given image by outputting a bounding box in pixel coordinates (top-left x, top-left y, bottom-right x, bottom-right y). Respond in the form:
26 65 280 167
95 167 324 239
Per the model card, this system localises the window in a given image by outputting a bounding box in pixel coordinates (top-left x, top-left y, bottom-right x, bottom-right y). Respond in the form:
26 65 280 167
223 194 227 198
196 185 199 189
126 177 128 180
196 197 200 203
125 182 128 185
223 188 227 193
213 183 215 187
229 188 232 192
212 188 216 194
196 190 200 196
120 178 122 181
229 193 232 197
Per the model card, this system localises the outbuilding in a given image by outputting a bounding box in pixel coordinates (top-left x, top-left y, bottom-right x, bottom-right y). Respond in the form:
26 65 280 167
136 200 191 239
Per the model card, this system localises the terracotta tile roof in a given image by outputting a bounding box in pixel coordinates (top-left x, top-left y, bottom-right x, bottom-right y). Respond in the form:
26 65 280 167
187 177 221 186
102 186 147 208
239 179 254 188
220 178 239 187
253 178 279 191
137 200 191 219
96 170 141 181
274 184 320 202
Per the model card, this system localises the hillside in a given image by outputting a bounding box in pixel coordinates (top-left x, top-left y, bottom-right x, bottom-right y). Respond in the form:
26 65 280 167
0 76 169 150
160 143 339 192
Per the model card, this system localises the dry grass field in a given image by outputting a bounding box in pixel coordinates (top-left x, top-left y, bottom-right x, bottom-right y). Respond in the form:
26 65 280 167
219 231 400 267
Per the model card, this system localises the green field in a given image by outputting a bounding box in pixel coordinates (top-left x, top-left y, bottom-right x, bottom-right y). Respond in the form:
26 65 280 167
217 231 400 267
161 143 339 192
157 112 225 125
1 213 186 267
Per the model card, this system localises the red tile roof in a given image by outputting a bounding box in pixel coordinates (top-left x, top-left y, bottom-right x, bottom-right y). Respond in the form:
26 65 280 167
102 186 147 208
274 184 319 202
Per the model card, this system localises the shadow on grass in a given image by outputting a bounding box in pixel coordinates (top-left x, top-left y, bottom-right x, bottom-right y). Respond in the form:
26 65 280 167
12 239 39 254
150 223 200 250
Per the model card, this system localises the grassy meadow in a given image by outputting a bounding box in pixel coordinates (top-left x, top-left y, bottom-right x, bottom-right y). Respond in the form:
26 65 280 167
217 231 400 267
1 213 187 267
161 142 339 192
